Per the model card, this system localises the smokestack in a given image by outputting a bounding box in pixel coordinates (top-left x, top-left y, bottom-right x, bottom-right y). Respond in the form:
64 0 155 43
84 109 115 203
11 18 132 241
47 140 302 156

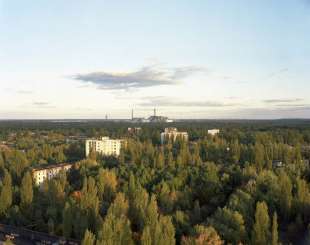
154 108 156 117
131 109 134 120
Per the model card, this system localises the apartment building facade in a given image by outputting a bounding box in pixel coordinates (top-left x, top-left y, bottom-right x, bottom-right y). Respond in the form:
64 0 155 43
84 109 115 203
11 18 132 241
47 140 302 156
85 136 123 157
32 163 73 185
160 128 188 144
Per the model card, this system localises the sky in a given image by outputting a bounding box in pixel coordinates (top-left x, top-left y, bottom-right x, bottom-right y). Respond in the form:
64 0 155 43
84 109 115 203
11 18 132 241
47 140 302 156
0 0 310 119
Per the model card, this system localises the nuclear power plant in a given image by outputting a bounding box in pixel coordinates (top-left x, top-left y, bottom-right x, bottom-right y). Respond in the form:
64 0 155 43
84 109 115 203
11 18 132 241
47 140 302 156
130 108 173 123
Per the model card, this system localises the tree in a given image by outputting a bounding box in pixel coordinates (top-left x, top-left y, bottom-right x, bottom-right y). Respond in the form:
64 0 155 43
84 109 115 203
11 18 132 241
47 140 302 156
128 174 149 231
141 226 152 245
97 169 117 202
0 153 4 171
155 151 165 168
107 193 128 218
278 171 292 220
227 189 254 230
252 201 270 245
144 195 159 228
167 152 174 167
181 225 223 245
142 215 175 245
208 207 246 244
271 212 278 245
230 140 241 164
78 177 100 235
82 229 95 245
192 200 201 224
63 202 73 238
20 171 33 209
97 214 133 245
254 143 265 170
0 170 12 215
96 192 133 245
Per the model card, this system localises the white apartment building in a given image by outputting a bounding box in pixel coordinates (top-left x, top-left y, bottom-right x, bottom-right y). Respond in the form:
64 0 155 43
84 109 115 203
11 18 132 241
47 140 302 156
85 136 123 157
32 163 73 185
208 129 220 136
160 128 188 144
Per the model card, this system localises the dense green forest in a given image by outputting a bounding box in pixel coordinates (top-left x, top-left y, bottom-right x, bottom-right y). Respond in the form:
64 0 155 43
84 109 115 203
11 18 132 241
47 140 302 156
1 120 310 245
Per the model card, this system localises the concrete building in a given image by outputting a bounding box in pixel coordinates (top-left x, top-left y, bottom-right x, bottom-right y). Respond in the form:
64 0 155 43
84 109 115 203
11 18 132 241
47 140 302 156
32 163 73 185
85 137 123 157
208 129 220 136
128 127 142 134
160 128 188 144
130 108 173 123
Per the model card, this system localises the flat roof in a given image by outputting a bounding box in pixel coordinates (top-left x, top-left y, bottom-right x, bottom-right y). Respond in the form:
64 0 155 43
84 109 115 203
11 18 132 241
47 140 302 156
32 162 73 172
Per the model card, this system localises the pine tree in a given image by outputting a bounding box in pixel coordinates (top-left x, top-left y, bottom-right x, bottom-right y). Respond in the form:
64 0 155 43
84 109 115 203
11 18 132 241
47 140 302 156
20 171 33 209
252 201 270 245
63 202 73 238
271 212 278 245
254 143 265 170
167 152 174 167
97 214 133 245
193 200 201 223
119 149 125 165
208 207 246 244
97 169 117 202
144 195 159 228
128 175 149 231
0 170 12 215
230 140 241 163
141 226 152 245
278 171 292 220
154 216 175 245
107 193 128 218
96 192 133 245
155 151 165 168
82 229 95 245
181 225 223 245
0 153 4 170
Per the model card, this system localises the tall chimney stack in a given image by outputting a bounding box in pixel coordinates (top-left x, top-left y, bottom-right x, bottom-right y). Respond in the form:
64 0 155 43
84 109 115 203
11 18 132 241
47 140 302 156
154 108 156 117
131 109 134 120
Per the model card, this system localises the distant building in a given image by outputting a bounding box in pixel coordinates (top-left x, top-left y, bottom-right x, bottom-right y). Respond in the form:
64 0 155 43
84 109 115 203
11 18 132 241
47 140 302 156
32 163 73 185
128 127 142 133
130 108 173 123
148 116 173 123
272 160 284 168
131 117 150 123
130 109 150 123
161 128 188 144
85 137 123 157
208 129 220 136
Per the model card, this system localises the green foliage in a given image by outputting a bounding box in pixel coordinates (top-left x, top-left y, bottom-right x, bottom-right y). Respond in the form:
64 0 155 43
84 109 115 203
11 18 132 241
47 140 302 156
181 225 223 245
82 229 95 245
0 170 12 215
252 201 270 245
208 207 246 244
142 215 175 245
0 121 310 244
271 212 278 245
278 171 292 220
20 171 33 209
63 202 73 238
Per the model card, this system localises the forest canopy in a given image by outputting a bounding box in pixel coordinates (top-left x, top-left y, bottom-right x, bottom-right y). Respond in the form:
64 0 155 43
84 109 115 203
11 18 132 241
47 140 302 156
0 119 310 244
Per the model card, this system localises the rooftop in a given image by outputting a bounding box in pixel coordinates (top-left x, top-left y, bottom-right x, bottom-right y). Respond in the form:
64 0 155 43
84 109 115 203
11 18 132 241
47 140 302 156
32 162 73 172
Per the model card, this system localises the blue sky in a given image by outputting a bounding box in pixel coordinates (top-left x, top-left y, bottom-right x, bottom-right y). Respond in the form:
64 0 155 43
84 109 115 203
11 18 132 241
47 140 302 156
0 0 309 119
